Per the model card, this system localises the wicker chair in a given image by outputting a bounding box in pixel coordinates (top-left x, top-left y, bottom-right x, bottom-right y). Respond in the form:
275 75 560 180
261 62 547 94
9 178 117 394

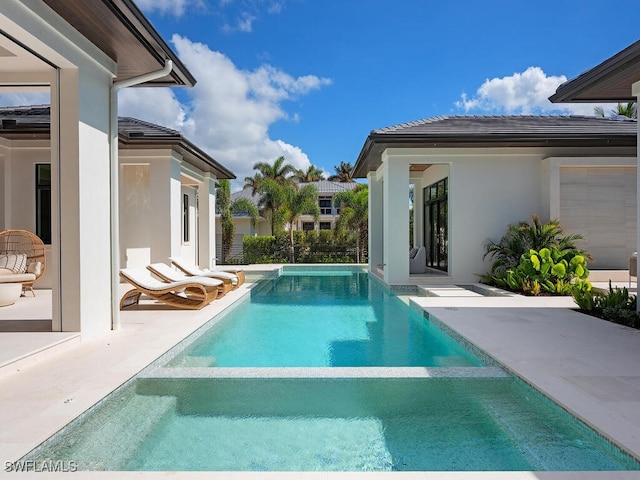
0 229 46 296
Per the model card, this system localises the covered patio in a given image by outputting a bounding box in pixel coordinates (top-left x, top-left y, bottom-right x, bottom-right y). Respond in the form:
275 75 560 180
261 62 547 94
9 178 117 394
0 0 194 336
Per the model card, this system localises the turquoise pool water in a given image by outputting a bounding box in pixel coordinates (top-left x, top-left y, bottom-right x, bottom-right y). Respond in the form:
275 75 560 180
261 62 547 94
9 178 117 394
24 268 640 471
31 377 640 471
168 270 482 367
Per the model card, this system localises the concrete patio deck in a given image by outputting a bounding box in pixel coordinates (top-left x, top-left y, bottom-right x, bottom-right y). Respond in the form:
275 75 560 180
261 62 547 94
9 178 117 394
0 269 639 479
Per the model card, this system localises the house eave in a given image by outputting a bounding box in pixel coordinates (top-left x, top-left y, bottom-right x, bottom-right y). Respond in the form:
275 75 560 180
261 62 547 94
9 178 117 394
353 133 637 178
549 40 640 103
42 0 196 87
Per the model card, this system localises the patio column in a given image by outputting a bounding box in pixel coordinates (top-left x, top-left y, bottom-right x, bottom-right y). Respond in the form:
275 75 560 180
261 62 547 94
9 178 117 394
368 171 383 273
382 151 409 284
56 67 113 336
199 173 217 269
149 155 182 263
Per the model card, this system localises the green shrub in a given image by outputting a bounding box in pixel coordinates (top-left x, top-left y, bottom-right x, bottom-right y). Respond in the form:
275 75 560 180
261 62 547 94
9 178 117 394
482 215 591 296
571 280 640 329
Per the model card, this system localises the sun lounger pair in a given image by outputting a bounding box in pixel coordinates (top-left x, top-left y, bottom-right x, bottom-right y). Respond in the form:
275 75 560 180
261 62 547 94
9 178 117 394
119 260 245 310
169 257 245 288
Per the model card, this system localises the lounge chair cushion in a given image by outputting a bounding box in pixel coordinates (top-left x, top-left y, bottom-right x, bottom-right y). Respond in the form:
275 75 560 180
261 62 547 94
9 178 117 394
0 272 36 283
27 261 42 275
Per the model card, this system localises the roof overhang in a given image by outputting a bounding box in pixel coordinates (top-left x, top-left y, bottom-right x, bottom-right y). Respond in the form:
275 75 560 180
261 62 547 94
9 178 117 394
549 40 640 103
41 0 196 87
119 135 235 179
353 131 637 178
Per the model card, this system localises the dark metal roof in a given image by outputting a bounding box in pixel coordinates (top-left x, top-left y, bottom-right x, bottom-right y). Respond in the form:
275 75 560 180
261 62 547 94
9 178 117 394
549 40 640 103
42 0 196 87
0 106 234 179
353 115 638 178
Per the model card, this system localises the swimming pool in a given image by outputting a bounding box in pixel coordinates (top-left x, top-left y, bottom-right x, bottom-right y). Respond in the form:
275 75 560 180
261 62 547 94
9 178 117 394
166 269 482 367
24 267 640 471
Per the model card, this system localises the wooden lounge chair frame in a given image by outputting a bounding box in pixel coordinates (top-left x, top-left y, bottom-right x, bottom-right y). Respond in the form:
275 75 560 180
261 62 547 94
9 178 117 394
170 257 245 289
146 263 231 297
119 268 218 310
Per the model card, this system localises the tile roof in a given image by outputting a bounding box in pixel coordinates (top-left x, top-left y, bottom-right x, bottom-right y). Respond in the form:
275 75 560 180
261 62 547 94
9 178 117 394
373 115 638 136
231 181 360 206
299 180 360 193
353 114 637 178
0 106 234 179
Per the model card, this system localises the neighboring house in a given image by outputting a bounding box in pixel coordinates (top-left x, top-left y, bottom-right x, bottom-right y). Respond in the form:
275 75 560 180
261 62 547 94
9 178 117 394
548 39 640 282
216 180 359 260
0 0 195 336
352 115 637 286
0 107 234 277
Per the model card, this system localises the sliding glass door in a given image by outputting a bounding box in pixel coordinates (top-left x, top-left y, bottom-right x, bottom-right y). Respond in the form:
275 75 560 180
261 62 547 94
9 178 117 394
423 178 448 271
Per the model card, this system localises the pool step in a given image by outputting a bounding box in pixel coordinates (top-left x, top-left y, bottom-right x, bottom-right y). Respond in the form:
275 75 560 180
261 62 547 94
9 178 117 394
170 355 217 367
418 285 483 297
32 392 176 470
139 366 510 379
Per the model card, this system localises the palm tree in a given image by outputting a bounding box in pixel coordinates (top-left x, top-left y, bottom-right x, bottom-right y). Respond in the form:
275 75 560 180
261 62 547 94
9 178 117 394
334 185 368 263
216 179 260 263
293 164 325 183
252 156 297 184
249 156 297 235
594 102 637 119
260 179 320 262
328 161 355 183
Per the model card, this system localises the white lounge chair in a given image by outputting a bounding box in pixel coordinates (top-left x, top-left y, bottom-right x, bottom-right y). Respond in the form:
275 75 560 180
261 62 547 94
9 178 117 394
119 268 220 310
169 257 245 288
147 263 231 297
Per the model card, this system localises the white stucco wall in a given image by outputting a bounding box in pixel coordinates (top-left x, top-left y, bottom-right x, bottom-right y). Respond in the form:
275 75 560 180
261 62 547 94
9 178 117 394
0 140 54 288
372 146 635 285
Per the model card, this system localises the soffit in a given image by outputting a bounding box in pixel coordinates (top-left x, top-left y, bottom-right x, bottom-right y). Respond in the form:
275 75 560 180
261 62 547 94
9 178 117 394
549 40 640 103
41 0 195 87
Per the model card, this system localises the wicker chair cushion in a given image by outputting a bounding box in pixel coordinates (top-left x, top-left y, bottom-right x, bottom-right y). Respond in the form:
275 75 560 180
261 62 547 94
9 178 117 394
0 253 28 273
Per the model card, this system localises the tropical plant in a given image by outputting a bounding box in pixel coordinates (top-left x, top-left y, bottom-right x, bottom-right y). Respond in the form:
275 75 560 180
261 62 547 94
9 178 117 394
328 161 355 183
571 280 639 328
594 102 637 119
491 247 590 295
246 156 297 235
216 179 260 263
293 164 325 183
259 179 320 262
334 185 368 263
483 214 590 276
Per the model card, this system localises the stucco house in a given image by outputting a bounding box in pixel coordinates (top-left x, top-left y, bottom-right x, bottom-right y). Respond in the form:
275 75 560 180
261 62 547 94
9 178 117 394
217 180 359 260
0 106 234 283
548 39 640 283
0 0 196 336
352 115 637 286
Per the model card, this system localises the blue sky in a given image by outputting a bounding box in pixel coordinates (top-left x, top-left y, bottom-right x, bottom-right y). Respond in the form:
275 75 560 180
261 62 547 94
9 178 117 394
6 1 638 189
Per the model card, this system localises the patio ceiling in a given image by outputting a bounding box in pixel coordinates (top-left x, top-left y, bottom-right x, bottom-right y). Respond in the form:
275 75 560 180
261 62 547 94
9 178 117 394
549 40 640 103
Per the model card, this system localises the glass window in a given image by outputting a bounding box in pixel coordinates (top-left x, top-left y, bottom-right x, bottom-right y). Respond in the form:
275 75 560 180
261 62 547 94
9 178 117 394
302 222 315 231
182 193 189 243
319 222 331 230
35 164 51 245
319 196 332 215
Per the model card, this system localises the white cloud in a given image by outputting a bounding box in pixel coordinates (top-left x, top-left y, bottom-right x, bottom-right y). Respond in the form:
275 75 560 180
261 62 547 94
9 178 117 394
118 35 331 190
0 92 50 107
456 66 615 116
134 0 200 17
223 12 256 33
